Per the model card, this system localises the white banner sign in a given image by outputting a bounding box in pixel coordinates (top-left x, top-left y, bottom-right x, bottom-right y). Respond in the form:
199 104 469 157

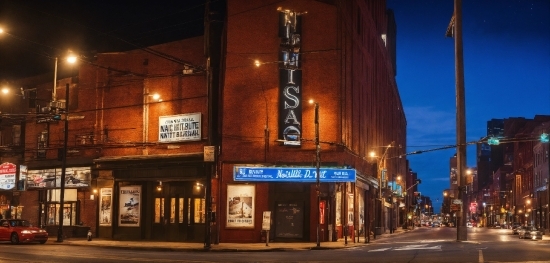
0 162 16 190
158 113 201 142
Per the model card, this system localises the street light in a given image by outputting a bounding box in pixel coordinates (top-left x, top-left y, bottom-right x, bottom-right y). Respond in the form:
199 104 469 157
370 141 394 238
56 53 77 243
308 99 321 248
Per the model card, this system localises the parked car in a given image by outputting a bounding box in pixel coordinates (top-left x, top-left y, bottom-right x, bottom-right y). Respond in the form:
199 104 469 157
432 222 441 227
518 226 543 240
0 219 48 244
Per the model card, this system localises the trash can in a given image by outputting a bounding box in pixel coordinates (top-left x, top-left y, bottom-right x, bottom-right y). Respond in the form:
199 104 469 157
374 227 382 236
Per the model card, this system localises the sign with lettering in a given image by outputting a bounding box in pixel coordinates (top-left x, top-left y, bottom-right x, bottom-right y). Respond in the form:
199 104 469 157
278 10 303 146
158 113 201 142
0 162 16 190
234 166 356 182
262 211 271 231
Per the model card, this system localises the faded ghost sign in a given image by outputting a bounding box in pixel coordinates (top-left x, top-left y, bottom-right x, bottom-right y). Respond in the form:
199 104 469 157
278 9 303 146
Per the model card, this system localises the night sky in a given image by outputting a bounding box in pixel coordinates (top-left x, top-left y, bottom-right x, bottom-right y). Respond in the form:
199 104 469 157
387 0 550 212
1 1 549 213
0 0 205 79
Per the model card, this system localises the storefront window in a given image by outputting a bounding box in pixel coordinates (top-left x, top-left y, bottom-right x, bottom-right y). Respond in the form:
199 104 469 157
11 206 23 219
154 198 164 223
45 189 78 226
46 203 76 226
170 198 176 223
178 198 184 223
194 198 205 223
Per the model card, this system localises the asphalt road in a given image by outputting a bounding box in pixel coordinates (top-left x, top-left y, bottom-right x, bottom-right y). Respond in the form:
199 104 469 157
0 227 548 263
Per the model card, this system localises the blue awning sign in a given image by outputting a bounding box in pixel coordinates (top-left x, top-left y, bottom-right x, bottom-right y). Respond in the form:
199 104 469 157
233 166 356 182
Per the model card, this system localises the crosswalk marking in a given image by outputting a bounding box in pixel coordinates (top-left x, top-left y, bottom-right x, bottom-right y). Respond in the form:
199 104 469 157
368 244 442 252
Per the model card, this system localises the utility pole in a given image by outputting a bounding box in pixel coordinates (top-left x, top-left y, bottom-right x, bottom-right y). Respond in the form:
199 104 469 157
446 0 467 241
204 0 224 249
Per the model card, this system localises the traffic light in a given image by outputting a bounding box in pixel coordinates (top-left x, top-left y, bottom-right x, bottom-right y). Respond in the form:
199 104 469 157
541 133 549 143
52 114 62 121
487 137 500 145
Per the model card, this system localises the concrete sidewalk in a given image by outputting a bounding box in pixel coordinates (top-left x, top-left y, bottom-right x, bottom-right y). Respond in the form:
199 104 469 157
47 228 413 252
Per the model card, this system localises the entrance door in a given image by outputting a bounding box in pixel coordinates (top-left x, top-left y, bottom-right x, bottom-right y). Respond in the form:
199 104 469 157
151 182 205 242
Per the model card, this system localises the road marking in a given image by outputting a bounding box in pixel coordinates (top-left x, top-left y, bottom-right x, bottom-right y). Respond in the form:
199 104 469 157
479 249 484 263
393 244 441 251
368 248 392 252
369 244 441 252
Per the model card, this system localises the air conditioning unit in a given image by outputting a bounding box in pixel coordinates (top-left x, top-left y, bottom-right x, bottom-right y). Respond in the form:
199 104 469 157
40 106 51 113
182 66 194 75
50 100 66 109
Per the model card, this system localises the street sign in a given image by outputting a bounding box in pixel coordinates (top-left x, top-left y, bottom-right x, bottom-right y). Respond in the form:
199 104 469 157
450 204 460 211
453 199 462 205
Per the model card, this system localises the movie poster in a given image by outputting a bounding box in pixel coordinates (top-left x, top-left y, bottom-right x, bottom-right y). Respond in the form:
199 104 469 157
119 185 141 227
100 188 112 226
226 184 255 228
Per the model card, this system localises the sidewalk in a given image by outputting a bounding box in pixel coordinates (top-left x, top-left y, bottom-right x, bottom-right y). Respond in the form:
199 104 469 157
47 228 412 252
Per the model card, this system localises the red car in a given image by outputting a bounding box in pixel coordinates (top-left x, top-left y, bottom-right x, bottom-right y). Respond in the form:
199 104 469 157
0 219 48 244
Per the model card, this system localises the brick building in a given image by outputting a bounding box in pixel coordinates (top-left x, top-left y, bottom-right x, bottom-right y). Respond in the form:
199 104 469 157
1 0 407 243
218 0 406 243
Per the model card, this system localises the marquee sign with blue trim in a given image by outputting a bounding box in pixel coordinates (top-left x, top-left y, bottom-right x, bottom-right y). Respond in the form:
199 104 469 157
234 166 356 182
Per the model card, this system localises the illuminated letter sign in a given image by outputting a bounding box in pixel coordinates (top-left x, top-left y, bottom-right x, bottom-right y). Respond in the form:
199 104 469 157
278 9 303 146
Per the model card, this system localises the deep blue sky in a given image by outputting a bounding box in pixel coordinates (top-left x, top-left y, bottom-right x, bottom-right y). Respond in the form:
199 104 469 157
387 0 550 213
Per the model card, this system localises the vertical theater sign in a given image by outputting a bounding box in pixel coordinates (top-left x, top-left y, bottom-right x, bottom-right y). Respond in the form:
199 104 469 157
278 9 303 146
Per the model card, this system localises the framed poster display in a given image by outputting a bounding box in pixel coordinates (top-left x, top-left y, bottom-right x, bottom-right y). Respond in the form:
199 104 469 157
99 188 112 226
119 185 141 227
226 184 255 228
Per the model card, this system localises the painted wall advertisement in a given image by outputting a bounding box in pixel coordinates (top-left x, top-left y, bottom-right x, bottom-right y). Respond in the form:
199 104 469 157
26 167 91 188
0 162 16 190
119 185 141 227
100 188 113 226
226 184 255 228
158 113 201 142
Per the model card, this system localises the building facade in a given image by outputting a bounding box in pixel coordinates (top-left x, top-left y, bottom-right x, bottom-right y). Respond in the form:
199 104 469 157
218 0 406 243
0 0 408 243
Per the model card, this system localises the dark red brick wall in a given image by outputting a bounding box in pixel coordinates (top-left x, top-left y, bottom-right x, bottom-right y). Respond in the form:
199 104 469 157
220 0 406 242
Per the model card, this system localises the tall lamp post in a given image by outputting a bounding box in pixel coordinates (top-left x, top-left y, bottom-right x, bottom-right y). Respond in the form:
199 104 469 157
370 142 394 238
56 54 77 243
309 100 321 248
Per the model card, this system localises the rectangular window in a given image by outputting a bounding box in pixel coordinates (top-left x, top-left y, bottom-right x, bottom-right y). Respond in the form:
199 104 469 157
170 198 176 223
154 198 164 223
194 198 205 223
178 198 184 223
12 125 21 146
187 198 191 224
46 203 76 226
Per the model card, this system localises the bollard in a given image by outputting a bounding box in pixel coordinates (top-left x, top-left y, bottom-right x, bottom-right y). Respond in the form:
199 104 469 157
87 229 92 241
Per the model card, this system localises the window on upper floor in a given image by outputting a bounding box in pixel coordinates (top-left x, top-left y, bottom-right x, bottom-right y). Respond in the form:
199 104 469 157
37 130 48 149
